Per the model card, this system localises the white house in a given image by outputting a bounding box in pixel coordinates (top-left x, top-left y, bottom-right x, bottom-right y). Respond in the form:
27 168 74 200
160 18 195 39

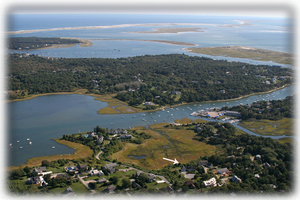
203 177 217 187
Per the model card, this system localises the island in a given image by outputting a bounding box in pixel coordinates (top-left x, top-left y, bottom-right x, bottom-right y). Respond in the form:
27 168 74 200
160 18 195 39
184 46 294 65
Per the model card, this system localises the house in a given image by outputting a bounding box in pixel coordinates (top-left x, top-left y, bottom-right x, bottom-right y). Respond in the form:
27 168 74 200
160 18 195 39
220 90 226 94
184 181 196 189
254 174 260 178
28 176 48 187
97 136 104 144
144 101 156 106
88 132 98 139
62 187 74 196
105 185 116 193
203 177 217 187
265 81 271 84
148 173 156 182
224 111 241 117
32 166 47 174
89 169 104 176
197 160 213 168
98 178 108 183
255 154 261 160
104 163 118 173
77 164 88 171
136 172 156 183
108 128 123 135
218 168 229 174
120 134 132 139
263 162 271 168
132 181 141 188
181 166 195 172
231 175 242 183
171 91 181 95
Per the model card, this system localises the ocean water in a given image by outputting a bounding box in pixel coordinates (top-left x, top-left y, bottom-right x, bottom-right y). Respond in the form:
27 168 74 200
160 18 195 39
7 14 293 57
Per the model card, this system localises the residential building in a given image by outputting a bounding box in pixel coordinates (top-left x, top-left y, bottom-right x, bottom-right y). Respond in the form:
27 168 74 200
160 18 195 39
184 181 196 189
120 134 132 139
77 164 88 171
181 165 196 172
203 177 217 187
89 169 104 176
218 168 229 174
104 163 117 173
32 166 47 174
231 175 242 183
105 185 116 193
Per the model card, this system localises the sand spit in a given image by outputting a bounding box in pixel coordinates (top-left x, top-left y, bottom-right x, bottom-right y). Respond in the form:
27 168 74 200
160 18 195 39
6 23 206 35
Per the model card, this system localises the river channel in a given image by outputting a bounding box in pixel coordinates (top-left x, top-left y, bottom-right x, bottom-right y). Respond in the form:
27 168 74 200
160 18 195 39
6 84 295 166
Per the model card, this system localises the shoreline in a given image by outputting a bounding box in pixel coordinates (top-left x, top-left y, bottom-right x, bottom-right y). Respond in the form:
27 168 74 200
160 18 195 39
7 84 292 113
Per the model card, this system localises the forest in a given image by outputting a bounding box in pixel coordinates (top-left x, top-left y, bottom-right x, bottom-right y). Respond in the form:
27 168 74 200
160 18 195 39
7 37 81 50
7 54 293 108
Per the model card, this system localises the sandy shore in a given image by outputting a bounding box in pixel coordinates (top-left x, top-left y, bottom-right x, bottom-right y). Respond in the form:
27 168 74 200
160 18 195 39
6 23 206 35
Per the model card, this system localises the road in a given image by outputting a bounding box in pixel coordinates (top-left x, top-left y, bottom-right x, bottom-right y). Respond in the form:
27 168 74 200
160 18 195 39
78 174 96 194
95 151 103 160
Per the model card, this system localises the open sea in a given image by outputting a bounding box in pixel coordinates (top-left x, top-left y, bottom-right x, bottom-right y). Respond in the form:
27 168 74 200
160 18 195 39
6 14 295 166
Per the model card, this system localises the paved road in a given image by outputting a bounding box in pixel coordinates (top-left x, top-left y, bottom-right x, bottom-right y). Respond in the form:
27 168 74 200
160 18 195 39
95 151 103 160
78 174 96 194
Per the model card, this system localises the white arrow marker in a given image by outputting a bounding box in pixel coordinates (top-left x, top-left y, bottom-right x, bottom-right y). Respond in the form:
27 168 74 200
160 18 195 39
163 157 179 165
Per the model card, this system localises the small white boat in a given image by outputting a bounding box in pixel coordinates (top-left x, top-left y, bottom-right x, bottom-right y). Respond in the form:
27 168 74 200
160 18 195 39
52 146 55 149
27 138 30 141
17 140 19 143
20 147 23 149
9 143 12 147
132 116 136 118
29 142 32 145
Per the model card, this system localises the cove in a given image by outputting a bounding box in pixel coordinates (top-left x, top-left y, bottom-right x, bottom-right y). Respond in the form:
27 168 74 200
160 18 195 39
6 85 295 166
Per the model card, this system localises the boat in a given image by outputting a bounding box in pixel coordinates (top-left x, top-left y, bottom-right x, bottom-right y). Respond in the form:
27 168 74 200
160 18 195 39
26 138 30 141
132 116 136 118
9 143 12 147
20 147 23 149
29 142 32 145
52 146 55 149
17 140 19 143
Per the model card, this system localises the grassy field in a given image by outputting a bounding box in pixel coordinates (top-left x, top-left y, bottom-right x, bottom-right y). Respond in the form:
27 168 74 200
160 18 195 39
8 139 93 171
109 123 217 170
184 46 293 65
238 118 294 136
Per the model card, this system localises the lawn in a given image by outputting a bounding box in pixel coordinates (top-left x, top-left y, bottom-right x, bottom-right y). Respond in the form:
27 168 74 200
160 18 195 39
109 123 217 170
238 118 294 136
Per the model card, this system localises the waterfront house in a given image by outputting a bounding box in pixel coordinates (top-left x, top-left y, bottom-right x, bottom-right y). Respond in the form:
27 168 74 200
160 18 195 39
89 169 104 176
120 134 132 139
33 166 47 174
97 136 104 144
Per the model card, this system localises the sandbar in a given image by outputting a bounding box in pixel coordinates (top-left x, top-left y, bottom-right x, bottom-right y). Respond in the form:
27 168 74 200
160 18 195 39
6 23 205 35
125 27 206 34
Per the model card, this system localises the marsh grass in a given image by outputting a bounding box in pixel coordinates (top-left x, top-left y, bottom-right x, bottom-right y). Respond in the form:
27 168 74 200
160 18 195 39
110 124 217 170
239 118 293 136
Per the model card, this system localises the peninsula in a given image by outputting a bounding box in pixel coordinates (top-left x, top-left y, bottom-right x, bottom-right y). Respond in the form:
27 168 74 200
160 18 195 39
125 27 206 34
184 46 294 65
